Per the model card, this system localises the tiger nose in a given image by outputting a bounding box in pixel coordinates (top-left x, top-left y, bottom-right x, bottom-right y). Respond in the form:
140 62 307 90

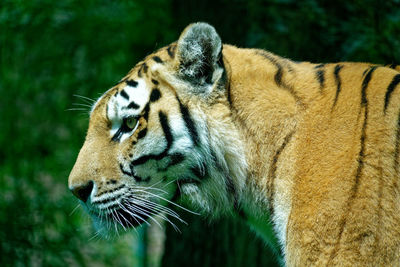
70 180 94 202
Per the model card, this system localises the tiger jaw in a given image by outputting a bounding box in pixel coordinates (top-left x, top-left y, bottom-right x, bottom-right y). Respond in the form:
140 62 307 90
82 180 181 232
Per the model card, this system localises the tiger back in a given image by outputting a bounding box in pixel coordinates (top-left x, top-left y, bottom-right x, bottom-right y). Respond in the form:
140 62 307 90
69 22 400 266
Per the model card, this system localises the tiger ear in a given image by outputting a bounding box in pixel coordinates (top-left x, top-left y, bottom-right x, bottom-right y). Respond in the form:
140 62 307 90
175 22 223 88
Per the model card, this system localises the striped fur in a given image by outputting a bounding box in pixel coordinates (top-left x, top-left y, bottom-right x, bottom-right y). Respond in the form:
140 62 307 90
69 23 400 265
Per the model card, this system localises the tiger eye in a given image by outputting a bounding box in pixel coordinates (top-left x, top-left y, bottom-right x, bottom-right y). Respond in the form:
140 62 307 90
126 117 138 130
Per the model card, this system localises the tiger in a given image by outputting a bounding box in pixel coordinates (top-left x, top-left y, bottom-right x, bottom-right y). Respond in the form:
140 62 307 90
68 22 400 266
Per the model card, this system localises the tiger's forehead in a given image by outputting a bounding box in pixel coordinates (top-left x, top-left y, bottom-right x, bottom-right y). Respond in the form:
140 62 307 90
90 44 177 119
107 78 150 121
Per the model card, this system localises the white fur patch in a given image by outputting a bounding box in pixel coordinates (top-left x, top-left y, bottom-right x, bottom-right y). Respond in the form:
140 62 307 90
107 79 150 141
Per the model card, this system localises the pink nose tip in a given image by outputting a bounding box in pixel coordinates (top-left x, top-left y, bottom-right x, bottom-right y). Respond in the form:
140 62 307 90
70 180 94 202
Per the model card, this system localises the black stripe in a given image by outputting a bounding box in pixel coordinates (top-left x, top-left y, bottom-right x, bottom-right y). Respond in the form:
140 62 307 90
384 74 400 113
275 65 283 86
159 111 173 145
111 127 123 142
389 63 398 69
96 184 125 197
361 66 377 106
362 68 369 77
225 174 241 212
138 63 148 77
93 195 123 205
137 128 147 139
268 131 294 216
150 88 161 102
329 66 377 262
224 174 237 205
130 111 173 166
225 175 236 195
356 66 377 181
119 164 146 182
316 69 325 91
235 206 247 220
332 65 344 109
120 163 133 176
127 101 140 109
209 149 238 209
394 111 400 175
315 63 325 91
256 51 304 107
166 153 185 167
152 56 163 63
177 97 200 146
126 80 138 87
120 89 129 100
142 63 148 73
170 186 181 202
167 45 175 58
256 51 284 86
190 164 207 180
142 177 151 183
142 103 150 121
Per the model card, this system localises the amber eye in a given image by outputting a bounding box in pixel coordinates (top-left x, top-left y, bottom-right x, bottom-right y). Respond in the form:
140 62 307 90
125 117 138 130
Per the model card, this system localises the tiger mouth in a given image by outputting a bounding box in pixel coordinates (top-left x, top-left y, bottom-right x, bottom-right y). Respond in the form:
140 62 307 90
87 185 189 231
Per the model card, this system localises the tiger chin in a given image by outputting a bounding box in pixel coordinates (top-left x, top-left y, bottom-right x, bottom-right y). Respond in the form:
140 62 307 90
69 22 400 265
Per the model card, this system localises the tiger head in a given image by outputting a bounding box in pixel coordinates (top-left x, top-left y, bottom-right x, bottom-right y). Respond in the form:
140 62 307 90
68 23 247 233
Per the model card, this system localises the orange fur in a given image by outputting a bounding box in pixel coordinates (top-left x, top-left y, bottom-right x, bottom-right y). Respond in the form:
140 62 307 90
224 45 400 265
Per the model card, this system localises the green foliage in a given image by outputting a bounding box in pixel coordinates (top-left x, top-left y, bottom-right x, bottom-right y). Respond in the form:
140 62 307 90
171 0 400 63
0 0 174 265
1 0 399 266
162 212 282 267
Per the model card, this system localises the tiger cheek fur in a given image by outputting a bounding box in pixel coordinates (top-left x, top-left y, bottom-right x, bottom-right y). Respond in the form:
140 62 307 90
69 22 400 265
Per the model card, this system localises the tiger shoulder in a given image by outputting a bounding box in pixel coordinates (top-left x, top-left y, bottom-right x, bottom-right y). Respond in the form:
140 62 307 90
69 22 400 266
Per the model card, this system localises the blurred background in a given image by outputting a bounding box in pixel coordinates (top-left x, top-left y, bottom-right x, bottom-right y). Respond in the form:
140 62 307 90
1 0 399 266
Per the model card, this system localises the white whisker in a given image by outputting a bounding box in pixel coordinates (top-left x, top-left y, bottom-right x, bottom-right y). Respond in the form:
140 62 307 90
69 204 81 216
123 202 158 227
118 203 149 226
70 104 91 109
163 178 180 188
124 196 185 231
131 190 199 215
73 94 96 104
117 206 140 235
131 180 169 194
129 196 185 223
109 210 120 236
119 203 152 227
65 108 89 112
88 230 101 242
129 187 168 195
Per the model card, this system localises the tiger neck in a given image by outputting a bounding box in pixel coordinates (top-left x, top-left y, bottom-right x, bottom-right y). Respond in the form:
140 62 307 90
222 44 302 247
